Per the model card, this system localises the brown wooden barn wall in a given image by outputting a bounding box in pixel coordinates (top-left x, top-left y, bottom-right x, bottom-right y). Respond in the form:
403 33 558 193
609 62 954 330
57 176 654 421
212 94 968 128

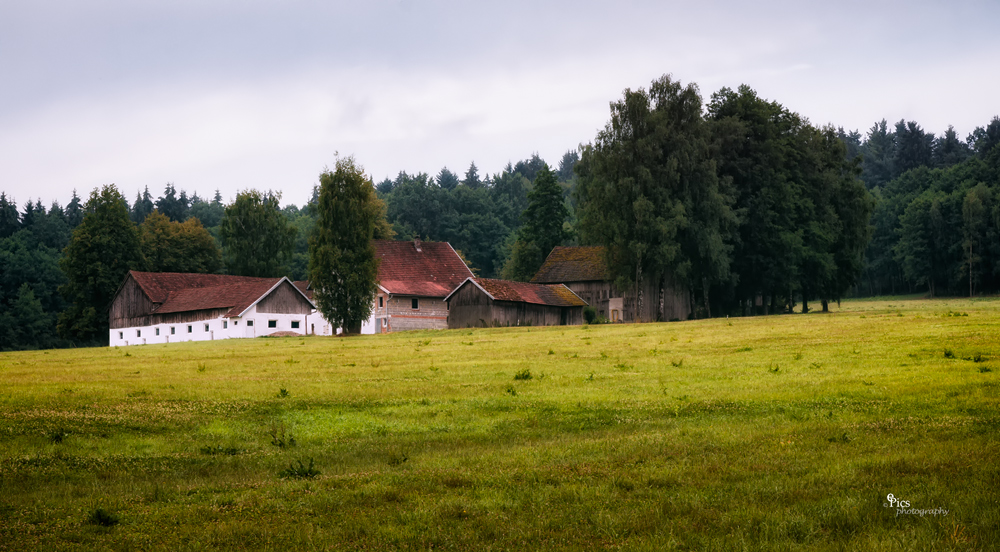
257 281 313 314
447 284 584 328
109 276 155 329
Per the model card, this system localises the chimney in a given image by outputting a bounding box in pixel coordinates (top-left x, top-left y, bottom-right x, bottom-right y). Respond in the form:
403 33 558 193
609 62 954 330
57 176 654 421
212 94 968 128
413 238 422 252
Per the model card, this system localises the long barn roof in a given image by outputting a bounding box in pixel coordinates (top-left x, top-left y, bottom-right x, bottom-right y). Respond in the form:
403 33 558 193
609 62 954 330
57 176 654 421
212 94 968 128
126 271 311 318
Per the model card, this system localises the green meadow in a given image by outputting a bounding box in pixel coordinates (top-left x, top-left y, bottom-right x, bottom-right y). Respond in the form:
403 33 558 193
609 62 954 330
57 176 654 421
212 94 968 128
1 298 998 550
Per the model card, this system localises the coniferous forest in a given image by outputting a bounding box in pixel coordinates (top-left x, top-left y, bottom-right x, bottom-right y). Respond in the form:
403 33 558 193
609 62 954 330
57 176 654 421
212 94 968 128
2 75 1000 350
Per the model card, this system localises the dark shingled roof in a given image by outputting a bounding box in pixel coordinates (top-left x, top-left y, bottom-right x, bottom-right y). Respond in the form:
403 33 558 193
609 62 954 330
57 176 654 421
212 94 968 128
451 278 587 307
531 246 609 283
374 240 474 297
128 271 310 318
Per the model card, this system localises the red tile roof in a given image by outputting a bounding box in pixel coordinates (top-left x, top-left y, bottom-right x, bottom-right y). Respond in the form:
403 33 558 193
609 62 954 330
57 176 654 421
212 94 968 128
374 240 474 297
531 246 609 283
128 271 309 317
454 278 587 307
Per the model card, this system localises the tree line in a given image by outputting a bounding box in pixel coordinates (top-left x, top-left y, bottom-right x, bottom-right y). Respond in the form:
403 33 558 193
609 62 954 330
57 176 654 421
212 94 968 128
3 73 998 349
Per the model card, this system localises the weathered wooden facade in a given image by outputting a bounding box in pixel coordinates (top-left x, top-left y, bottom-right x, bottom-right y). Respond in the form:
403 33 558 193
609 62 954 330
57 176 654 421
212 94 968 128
109 271 319 346
445 278 587 328
531 246 690 322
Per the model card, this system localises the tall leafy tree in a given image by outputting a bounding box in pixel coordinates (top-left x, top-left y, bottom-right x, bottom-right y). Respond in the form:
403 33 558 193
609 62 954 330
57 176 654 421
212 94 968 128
219 190 296 277
140 211 222 273
578 75 732 318
309 157 382 334
58 184 144 344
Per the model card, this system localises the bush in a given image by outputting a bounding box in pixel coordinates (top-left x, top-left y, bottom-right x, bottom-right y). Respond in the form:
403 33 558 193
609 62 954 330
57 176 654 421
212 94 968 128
583 306 597 324
513 368 532 380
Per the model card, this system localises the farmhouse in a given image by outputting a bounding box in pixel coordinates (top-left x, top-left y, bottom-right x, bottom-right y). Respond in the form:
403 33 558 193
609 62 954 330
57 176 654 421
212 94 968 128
445 277 587 328
364 239 475 333
109 271 323 346
531 245 690 322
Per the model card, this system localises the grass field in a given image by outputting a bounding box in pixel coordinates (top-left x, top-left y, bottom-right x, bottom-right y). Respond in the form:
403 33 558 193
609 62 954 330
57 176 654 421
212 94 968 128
1 297 998 550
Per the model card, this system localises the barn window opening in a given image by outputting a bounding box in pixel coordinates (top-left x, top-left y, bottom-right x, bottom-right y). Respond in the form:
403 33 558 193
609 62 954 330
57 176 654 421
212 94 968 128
187 325 192 333
291 321 300 329
412 298 419 309
379 296 384 308
223 321 228 329
155 328 160 336
204 323 209 332
119 331 123 339
136 330 141 337
171 327 175 335
268 320 277 328
247 320 254 327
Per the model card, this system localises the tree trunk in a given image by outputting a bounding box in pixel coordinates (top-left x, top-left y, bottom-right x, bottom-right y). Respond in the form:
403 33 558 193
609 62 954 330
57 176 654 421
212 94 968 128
702 277 711 319
821 299 829 312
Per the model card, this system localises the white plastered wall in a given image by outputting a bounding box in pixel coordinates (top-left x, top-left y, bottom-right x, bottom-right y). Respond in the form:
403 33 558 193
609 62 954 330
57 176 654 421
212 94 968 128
109 305 330 347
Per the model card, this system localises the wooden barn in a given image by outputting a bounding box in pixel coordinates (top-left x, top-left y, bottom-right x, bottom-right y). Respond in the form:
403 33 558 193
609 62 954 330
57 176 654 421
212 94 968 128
531 246 690 322
109 271 321 346
444 277 587 328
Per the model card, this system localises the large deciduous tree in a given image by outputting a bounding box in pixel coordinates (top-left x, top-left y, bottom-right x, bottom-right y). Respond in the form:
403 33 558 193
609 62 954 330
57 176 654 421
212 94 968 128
58 184 145 344
219 189 296 277
140 211 222 273
309 157 383 334
577 74 733 318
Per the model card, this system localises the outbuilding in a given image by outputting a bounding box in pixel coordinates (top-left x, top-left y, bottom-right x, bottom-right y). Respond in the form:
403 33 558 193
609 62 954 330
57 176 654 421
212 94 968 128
444 277 587 328
109 271 322 346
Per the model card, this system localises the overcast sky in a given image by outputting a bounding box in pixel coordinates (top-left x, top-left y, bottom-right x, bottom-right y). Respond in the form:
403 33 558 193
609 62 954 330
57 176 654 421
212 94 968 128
2 0 999 209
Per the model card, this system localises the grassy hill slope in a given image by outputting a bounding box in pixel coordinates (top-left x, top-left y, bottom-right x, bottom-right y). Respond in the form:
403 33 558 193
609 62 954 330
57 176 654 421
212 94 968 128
1 298 998 550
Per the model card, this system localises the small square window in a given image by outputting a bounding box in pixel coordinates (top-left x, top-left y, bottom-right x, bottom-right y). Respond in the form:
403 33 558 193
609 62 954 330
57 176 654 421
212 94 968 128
155 328 160 336
247 320 253 327
291 321 300 329
268 320 277 328
234 320 239 326
137 329 141 337
411 298 419 309
187 325 192 333
204 323 209 332
171 327 175 335
223 321 228 329
119 331 123 339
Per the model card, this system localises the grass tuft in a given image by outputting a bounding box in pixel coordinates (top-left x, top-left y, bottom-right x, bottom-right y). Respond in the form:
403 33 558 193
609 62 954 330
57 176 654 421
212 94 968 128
278 458 319 479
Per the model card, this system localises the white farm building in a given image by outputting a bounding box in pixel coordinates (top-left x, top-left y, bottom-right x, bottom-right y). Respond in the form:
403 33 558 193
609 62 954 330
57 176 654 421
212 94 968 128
109 271 329 346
